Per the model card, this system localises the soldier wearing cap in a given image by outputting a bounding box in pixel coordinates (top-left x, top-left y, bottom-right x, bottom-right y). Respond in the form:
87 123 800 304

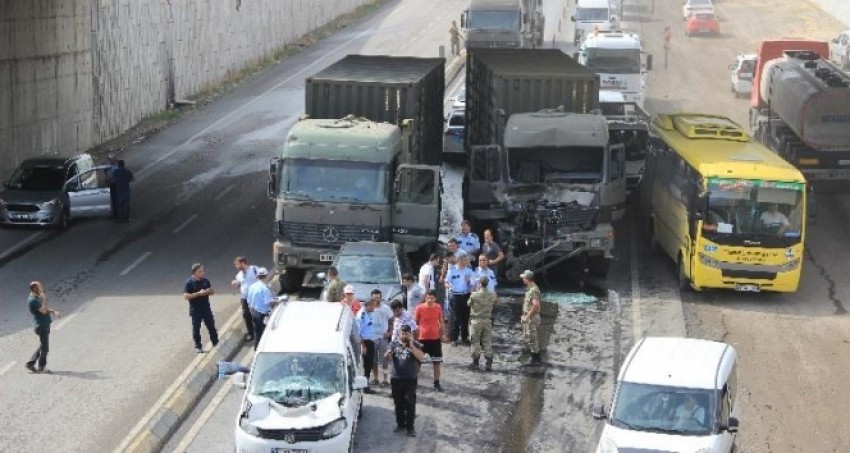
247 267 278 348
520 270 542 366
468 275 498 371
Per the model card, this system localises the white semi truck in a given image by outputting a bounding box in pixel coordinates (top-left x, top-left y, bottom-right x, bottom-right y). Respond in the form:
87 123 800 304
576 29 651 108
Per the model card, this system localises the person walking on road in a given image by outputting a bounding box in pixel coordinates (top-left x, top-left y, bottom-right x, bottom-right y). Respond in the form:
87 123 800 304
520 270 542 366
475 254 497 292
247 267 277 349
230 256 258 342
106 152 119 218
418 253 439 293
111 160 134 223
446 254 475 346
456 220 481 257
356 298 382 394
182 263 220 353
449 20 463 56
386 324 427 437
414 290 445 392
370 289 394 386
481 229 505 269
403 273 424 314
25 281 60 374
468 275 497 371
390 299 418 344
325 266 346 302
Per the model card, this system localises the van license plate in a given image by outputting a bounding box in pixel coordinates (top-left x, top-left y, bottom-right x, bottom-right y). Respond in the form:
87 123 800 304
272 449 308 453
735 284 761 292
319 254 334 262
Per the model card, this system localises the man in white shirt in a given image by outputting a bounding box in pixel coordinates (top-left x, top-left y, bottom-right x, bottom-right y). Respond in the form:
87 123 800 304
230 256 258 342
418 253 439 292
475 255 498 292
759 203 790 236
369 289 394 385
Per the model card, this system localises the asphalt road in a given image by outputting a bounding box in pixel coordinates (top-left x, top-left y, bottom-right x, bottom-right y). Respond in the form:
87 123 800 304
3 0 849 452
0 1 468 452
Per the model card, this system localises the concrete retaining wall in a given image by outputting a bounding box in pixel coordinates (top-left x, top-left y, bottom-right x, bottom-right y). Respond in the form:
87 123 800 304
808 0 850 26
0 0 369 179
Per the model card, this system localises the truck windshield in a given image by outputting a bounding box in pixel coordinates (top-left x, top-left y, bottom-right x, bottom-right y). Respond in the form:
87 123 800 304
586 48 641 74
611 382 716 436
702 179 804 240
508 147 604 184
576 7 609 21
279 158 389 204
468 10 521 31
250 352 345 408
5 166 65 191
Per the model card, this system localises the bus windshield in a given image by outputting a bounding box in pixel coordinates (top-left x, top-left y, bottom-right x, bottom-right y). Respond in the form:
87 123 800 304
702 178 804 242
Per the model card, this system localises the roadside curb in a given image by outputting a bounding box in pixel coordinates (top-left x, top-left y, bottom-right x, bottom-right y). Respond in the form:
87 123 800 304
445 51 466 82
123 311 245 453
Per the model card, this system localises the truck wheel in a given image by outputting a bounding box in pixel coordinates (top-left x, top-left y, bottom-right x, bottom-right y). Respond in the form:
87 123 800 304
587 256 610 279
279 269 304 294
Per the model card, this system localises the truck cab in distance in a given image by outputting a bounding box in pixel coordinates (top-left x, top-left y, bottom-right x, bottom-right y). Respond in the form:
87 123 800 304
571 0 618 45
461 0 544 49
828 29 850 69
599 90 650 193
576 29 651 108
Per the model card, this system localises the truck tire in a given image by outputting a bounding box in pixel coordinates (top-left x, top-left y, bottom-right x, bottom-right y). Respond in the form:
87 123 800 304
587 256 610 279
279 269 305 294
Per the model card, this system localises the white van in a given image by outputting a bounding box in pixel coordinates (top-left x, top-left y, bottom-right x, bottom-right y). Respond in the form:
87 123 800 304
593 337 740 453
234 301 367 453
571 0 618 44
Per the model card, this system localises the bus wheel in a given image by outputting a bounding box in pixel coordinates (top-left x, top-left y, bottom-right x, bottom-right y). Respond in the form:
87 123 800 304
677 256 690 292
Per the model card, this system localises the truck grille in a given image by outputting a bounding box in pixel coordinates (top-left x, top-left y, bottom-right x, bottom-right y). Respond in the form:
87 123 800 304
256 426 324 442
539 206 598 231
282 221 387 246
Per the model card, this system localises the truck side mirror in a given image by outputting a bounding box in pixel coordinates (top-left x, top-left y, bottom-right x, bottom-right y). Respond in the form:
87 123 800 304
591 402 607 419
460 11 467 28
570 15 576 22
726 416 740 433
694 193 708 221
268 158 279 199
232 372 248 389
645 54 653 71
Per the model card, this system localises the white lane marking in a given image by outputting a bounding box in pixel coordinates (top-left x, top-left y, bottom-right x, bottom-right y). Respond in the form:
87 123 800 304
213 185 235 201
631 222 643 341
173 214 199 234
0 231 46 262
113 308 244 453
0 361 17 377
120 252 153 276
53 312 79 331
172 350 253 452
134 26 375 182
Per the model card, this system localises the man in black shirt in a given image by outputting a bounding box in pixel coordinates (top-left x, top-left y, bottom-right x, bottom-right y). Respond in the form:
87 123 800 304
182 263 220 353
385 324 426 437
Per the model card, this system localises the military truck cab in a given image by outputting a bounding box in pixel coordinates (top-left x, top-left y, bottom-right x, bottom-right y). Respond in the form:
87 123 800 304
461 0 543 49
269 116 440 293
468 110 624 280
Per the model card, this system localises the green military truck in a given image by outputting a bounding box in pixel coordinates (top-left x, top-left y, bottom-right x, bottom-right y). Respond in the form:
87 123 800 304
464 49 625 280
461 0 545 49
269 55 444 293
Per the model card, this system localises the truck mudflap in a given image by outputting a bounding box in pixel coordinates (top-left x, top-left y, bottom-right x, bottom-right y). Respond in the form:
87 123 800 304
503 243 611 282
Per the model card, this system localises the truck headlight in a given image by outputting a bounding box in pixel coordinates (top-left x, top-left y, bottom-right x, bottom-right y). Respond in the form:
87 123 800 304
239 416 259 437
321 418 347 439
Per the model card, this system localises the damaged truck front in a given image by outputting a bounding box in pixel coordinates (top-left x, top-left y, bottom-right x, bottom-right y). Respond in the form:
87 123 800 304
464 49 623 281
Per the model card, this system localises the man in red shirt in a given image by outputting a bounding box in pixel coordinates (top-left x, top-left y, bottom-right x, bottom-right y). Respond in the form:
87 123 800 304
413 290 445 392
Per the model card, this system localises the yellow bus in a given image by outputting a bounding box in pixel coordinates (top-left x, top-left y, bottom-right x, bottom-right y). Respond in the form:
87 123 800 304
638 113 806 293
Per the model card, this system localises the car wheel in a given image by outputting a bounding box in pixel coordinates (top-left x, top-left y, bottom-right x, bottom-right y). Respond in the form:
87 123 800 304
587 256 610 279
56 209 70 231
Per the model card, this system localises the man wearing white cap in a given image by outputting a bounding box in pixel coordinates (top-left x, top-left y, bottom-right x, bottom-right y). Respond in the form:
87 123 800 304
341 285 362 314
247 267 277 348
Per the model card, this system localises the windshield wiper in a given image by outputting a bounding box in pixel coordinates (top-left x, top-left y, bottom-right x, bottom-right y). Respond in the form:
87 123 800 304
611 418 641 430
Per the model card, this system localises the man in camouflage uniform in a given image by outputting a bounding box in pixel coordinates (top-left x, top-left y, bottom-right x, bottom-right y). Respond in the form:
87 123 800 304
325 266 346 303
468 275 498 371
520 270 542 366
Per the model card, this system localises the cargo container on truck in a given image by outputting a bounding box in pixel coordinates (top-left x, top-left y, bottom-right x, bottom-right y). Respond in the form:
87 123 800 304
460 0 544 49
269 55 444 293
748 41 850 189
464 49 624 280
